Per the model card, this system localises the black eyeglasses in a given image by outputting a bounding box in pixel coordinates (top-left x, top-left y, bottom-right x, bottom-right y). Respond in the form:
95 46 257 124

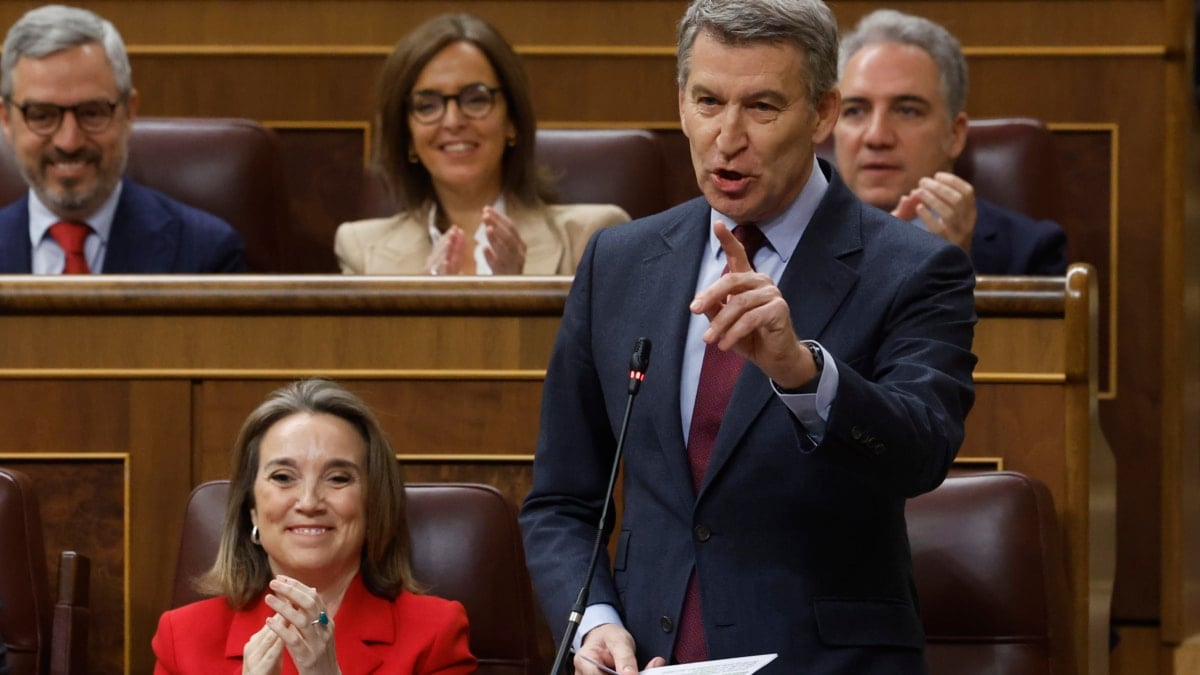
8 98 122 136
409 83 502 125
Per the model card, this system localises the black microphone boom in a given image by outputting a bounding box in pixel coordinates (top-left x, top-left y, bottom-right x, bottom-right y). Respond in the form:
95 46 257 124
549 338 652 675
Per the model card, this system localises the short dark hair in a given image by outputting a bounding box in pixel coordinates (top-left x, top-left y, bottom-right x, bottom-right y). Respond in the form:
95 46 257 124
376 13 552 216
200 379 417 609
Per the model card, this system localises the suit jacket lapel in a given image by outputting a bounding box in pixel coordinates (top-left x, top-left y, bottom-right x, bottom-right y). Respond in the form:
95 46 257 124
105 180 178 273
640 200 710 511
0 196 33 273
700 166 864 496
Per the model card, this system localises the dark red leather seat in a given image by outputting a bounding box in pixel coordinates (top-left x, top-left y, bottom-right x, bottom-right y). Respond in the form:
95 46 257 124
909 471 1076 675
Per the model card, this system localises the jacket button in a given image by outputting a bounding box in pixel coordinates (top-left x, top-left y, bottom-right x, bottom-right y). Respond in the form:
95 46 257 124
660 616 674 633
693 524 711 542
851 426 863 440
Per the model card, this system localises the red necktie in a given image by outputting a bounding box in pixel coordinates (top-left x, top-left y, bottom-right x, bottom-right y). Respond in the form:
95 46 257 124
674 224 768 663
48 221 92 274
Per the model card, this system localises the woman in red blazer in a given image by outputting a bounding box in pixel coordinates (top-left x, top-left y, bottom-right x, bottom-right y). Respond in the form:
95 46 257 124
152 380 476 674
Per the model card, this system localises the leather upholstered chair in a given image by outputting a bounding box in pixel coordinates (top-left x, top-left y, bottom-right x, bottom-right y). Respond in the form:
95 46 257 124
535 129 665 220
359 128 669 222
806 117 1065 224
908 471 1075 675
952 118 1065 224
0 467 90 675
170 480 545 675
0 117 289 272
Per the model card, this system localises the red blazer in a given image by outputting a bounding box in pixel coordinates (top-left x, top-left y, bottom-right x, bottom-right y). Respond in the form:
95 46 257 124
152 574 476 674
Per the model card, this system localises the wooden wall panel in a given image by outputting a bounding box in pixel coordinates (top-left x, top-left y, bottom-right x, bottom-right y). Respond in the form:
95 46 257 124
0 457 125 674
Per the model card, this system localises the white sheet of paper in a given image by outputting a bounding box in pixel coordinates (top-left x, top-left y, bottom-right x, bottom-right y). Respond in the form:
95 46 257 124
638 654 778 674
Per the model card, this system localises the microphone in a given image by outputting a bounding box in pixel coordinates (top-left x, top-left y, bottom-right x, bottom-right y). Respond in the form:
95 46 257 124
549 338 652 675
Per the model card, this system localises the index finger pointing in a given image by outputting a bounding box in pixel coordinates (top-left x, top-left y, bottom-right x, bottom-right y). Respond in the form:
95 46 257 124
714 221 752 273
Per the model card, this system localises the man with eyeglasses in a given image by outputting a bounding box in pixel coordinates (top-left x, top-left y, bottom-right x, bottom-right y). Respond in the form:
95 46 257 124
0 5 244 274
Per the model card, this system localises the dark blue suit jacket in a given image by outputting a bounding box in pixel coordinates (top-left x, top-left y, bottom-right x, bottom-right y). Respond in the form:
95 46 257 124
0 178 245 273
971 197 1067 275
521 161 977 674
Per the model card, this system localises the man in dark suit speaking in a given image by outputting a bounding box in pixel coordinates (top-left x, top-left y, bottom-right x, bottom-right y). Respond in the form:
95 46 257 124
520 0 978 673
0 5 243 274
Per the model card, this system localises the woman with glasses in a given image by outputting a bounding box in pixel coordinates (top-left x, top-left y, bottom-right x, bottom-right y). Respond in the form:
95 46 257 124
335 14 629 275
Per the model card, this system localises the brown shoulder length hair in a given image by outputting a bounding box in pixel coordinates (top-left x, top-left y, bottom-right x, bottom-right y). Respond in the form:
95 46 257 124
376 13 555 214
198 379 418 609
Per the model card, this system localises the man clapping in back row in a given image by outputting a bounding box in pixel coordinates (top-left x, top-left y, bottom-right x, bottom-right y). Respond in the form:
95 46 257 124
835 9 1068 275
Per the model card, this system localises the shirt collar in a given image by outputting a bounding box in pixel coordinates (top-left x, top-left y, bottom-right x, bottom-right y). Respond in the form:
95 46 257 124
28 180 123 245
707 155 828 264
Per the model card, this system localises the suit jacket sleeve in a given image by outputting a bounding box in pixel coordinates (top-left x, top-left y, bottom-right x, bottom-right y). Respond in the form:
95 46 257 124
151 609 180 674
1022 218 1069 275
520 229 624 633
419 600 476 674
207 223 246 272
818 237 977 497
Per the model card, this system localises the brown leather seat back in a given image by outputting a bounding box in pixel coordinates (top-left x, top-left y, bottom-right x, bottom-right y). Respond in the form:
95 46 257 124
0 117 289 272
953 118 1065 223
536 129 665 219
908 471 1075 675
359 129 667 222
171 480 544 675
0 467 53 675
810 117 1063 222
124 118 289 272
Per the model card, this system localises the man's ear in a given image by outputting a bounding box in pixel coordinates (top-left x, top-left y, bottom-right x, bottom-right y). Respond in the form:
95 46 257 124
678 87 690 138
811 87 840 144
0 102 12 145
947 111 968 161
125 88 139 120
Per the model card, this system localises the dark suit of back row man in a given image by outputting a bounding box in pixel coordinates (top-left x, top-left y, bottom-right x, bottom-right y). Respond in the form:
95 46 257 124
0 5 243 274
519 0 977 673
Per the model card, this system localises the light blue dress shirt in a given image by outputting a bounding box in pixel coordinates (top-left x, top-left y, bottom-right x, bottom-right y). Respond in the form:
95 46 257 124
29 182 122 274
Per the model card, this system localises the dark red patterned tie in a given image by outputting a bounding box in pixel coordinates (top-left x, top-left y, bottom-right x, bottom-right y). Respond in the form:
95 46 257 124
674 224 768 663
48 221 92 274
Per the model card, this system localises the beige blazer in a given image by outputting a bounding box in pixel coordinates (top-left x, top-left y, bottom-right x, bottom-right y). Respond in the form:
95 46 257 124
334 201 630 275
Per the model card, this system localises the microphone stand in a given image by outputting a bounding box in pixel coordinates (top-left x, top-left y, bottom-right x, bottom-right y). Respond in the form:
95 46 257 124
549 338 651 675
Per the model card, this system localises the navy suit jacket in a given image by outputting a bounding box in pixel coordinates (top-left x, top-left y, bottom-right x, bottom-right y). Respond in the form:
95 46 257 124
520 161 977 674
0 178 245 273
971 197 1067 275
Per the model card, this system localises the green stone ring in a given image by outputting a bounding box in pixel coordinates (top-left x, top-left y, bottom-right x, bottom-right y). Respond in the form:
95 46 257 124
310 611 328 627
